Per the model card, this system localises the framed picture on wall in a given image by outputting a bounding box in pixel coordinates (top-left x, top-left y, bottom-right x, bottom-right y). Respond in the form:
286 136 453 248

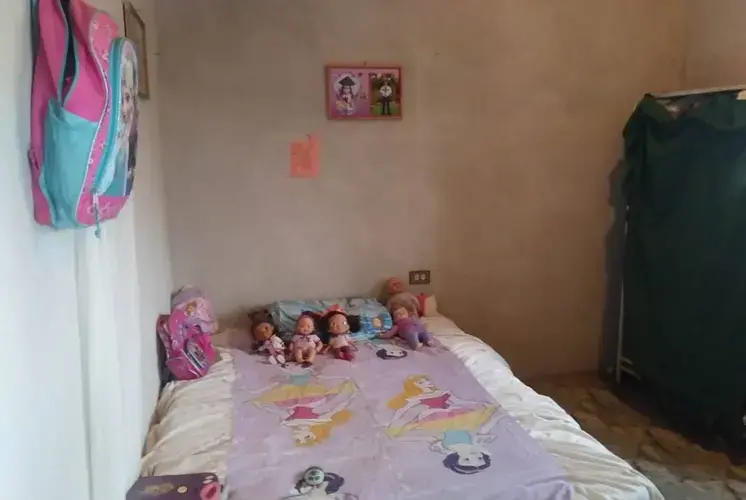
325 65 403 120
123 1 150 99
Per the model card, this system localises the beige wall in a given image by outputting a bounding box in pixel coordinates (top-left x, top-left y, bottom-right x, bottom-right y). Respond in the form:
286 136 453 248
156 0 685 377
685 0 746 87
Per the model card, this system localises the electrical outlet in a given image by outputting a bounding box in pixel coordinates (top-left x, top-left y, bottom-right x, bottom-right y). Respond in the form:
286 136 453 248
409 270 431 285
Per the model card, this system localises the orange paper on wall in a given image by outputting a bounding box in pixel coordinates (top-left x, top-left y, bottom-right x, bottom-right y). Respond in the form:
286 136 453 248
290 134 319 178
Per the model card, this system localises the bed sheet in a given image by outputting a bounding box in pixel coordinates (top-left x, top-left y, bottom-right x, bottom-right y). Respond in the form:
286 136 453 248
141 316 663 500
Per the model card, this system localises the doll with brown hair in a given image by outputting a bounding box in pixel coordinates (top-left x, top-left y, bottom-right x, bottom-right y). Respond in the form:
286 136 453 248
317 307 361 362
249 309 286 366
289 313 323 365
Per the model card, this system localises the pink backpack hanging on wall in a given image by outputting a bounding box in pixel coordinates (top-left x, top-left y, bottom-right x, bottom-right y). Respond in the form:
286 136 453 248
29 0 140 231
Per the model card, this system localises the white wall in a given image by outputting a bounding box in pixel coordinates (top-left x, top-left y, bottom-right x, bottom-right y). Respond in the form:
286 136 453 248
1 1 171 499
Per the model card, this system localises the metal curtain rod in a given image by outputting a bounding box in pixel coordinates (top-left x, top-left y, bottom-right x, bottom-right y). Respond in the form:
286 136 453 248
653 85 746 98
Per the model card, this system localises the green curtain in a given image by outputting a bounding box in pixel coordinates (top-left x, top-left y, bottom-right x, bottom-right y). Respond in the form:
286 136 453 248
623 93 746 438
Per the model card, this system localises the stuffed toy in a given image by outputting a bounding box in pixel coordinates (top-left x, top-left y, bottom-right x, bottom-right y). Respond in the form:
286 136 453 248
383 277 422 317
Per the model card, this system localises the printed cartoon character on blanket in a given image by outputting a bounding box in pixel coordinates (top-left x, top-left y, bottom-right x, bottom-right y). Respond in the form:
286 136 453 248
365 338 408 360
385 375 500 475
287 467 358 500
248 365 358 447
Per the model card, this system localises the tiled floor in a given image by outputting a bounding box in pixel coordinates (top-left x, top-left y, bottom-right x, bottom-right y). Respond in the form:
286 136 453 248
528 373 746 499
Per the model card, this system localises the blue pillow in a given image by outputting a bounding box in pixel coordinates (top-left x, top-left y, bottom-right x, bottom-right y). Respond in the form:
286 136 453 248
269 297 392 342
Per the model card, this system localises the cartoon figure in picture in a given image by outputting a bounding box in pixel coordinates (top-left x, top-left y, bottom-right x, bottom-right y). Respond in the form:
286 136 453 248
385 375 501 475
334 75 359 116
118 57 138 195
286 467 359 500
247 366 358 447
379 77 394 116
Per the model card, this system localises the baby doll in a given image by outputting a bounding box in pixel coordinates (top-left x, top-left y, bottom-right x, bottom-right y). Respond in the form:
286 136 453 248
317 308 361 361
289 313 323 365
249 309 286 365
380 304 433 350
383 277 422 317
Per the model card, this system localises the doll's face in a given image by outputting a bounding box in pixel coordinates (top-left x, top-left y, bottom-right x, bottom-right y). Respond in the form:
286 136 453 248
296 316 314 335
328 314 349 335
387 278 405 294
254 321 274 341
392 306 410 322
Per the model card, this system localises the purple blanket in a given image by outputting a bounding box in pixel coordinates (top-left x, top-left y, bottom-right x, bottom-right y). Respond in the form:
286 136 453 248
228 339 571 499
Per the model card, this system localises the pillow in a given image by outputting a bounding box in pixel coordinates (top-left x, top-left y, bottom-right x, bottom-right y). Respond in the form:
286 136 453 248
420 294 440 317
269 297 392 342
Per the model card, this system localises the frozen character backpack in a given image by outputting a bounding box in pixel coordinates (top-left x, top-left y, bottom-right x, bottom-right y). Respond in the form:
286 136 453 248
157 287 217 381
29 0 140 232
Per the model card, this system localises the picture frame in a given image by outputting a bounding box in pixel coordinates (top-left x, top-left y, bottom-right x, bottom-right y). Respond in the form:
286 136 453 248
325 65 403 120
123 1 150 99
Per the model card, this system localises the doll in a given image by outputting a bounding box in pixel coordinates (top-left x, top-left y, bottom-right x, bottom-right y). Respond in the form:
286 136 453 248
249 309 286 366
317 307 361 361
289 313 323 365
383 277 422 317
380 304 433 350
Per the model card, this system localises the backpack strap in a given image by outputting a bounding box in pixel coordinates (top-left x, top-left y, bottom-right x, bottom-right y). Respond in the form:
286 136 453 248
30 0 39 60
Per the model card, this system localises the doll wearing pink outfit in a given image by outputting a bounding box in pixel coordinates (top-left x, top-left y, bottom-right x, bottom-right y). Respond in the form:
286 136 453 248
317 308 361 362
289 314 323 365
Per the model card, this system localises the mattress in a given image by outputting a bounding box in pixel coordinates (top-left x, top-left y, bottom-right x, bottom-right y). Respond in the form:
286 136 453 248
141 316 663 500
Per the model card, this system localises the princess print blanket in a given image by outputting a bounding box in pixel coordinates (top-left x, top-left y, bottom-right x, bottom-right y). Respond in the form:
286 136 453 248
227 339 571 499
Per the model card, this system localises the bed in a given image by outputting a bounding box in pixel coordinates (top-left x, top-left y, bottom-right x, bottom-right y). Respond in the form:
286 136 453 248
141 314 663 499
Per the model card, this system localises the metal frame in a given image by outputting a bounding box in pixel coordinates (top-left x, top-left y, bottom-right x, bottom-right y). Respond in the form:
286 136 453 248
653 85 746 99
614 86 746 383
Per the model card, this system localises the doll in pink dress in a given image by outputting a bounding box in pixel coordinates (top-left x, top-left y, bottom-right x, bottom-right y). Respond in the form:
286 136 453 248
289 313 323 365
380 304 434 350
317 308 361 362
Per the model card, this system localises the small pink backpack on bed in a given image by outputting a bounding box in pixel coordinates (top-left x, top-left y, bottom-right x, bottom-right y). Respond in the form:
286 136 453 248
157 287 217 381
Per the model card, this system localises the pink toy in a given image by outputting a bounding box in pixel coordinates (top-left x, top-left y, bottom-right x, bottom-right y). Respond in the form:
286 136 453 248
384 277 422 317
289 313 323 365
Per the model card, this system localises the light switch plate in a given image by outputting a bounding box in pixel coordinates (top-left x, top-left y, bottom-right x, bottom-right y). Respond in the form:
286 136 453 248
409 270 431 285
